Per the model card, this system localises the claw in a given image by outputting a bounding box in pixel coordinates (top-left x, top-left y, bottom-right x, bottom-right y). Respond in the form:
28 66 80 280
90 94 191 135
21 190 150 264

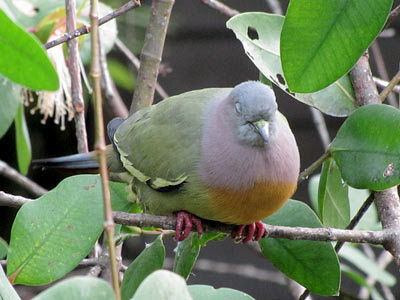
175 211 204 241
231 221 266 243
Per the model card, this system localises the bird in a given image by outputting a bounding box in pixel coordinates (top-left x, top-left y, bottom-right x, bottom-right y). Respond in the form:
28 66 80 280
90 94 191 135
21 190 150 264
34 81 300 243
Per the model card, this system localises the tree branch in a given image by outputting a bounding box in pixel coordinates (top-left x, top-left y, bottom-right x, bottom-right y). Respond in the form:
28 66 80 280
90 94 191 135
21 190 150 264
129 0 174 114
0 191 32 207
200 0 239 17
349 52 400 267
45 0 141 50
0 160 47 197
374 76 400 94
379 69 400 103
66 0 89 153
298 151 330 184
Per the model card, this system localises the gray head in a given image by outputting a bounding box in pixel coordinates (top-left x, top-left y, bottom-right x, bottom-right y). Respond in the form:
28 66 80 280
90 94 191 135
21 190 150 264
229 81 278 147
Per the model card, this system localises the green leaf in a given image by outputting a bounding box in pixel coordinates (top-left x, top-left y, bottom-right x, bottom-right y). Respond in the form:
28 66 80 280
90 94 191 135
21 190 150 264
110 181 136 212
260 200 340 296
121 235 165 300
14 103 31 175
318 158 350 229
339 244 396 286
330 104 400 190
0 8 59 90
0 261 20 300
341 264 385 300
131 270 193 300
7 175 104 285
108 59 135 92
173 233 222 280
188 285 255 300
0 76 21 138
227 12 356 117
32 276 115 300
281 0 393 93
0 237 8 259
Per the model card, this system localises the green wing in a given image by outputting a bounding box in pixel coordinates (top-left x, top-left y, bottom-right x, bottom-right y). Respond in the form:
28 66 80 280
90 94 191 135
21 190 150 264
114 88 231 189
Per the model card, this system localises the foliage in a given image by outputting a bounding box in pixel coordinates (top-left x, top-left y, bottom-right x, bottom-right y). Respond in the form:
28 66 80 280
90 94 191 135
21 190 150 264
0 0 398 299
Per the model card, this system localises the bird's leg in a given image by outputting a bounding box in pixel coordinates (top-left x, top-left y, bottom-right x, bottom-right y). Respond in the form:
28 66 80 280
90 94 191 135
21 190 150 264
231 221 266 243
175 211 204 241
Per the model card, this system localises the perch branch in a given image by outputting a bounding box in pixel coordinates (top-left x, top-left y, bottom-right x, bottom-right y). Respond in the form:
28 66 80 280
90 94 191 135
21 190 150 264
350 52 400 267
45 0 141 50
115 38 169 99
200 0 239 17
66 0 89 153
129 0 174 114
0 160 46 197
89 0 120 298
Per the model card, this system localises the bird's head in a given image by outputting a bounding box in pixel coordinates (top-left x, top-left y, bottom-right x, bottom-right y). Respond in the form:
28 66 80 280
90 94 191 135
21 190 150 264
229 81 278 147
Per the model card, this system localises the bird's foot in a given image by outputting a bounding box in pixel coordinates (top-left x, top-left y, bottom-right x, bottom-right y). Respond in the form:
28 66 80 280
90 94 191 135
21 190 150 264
231 221 265 243
175 211 204 241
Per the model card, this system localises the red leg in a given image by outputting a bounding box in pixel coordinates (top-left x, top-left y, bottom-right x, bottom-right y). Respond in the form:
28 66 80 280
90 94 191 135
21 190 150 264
175 211 204 241
231 221 266 243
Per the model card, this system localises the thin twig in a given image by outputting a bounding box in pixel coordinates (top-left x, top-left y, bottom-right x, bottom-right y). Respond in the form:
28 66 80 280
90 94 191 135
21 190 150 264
200 0 239 17
89 0 120 298
309 108 331 150
130 0 174 114
66 0 89 153
265 0 283 15
45 0 141 50
370 41 397 107
379 69 400 103
0 191 32 207
99 39 129 119
115 38 169 99
385 4 400 29
0 160 47 197
373 76 400 93
298 151 331 184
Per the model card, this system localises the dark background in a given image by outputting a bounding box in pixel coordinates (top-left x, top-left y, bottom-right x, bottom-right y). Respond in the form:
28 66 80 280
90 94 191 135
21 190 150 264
1 0 400 299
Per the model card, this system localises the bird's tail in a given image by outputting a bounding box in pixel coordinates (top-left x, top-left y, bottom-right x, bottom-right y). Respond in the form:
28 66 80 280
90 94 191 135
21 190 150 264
33 152 99 171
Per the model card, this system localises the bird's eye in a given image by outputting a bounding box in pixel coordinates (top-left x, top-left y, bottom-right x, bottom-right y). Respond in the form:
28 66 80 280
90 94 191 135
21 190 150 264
235 102 242 114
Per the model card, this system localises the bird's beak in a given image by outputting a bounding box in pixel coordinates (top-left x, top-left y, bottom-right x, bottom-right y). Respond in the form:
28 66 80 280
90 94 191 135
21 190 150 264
253 120 270 144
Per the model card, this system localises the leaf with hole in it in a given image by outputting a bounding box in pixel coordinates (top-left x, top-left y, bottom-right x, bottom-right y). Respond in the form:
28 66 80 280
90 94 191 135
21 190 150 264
0 265 20 300
330 104 400 190
121 235 165 300
281 0 393 93
131 270 193 300
14 103 31 175
227 12 356 117
260 200 340 296
0 8 58 90
32 276 115 300
188 285 255 300
7 175 104 285
0 76 21 139
340 244 396 286
318 158 350 229
173 233 224 280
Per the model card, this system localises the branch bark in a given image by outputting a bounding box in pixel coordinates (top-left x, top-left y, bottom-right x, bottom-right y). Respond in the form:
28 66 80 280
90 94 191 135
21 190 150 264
200 0 239 17
45 0 141 50
129 0 174 114
349 52 400 267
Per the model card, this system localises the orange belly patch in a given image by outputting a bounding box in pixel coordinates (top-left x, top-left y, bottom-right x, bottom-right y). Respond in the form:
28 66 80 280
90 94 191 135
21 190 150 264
209 181 297 224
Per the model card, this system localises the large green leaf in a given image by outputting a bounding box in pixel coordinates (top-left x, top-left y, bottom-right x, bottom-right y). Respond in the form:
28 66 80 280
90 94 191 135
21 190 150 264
14 103 31 175
131 270 193 300
0 263 20 300
7 175 104 285
260 200 340 296
32 276 115 300
173 233 223 280
0 76 21 138
318 158 350 229
281 0 393 92
330 104 400 190
121 236 165 300
339 245 396 286
0 9 58 90
227 12 356 117
188 285 255 300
